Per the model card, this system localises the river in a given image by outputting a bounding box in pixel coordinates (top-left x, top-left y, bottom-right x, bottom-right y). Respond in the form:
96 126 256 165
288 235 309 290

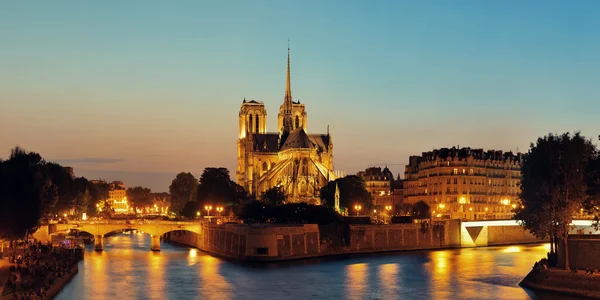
55 233 576 300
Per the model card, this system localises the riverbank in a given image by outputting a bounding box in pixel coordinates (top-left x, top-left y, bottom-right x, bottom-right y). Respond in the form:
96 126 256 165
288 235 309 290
520 267 600 299
43 265 78 300
0 245 82 300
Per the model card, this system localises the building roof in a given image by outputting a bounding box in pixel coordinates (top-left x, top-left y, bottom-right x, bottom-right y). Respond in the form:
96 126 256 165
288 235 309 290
252 133 280 152
308 133 330 152
281 128 315 150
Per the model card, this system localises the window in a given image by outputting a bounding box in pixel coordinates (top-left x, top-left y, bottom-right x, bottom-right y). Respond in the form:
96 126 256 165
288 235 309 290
256 247 269 255
470 169 474 175
462 169 466 174
255 114 259 132
453 168 458 175
295 115 300 128
248 115 253 132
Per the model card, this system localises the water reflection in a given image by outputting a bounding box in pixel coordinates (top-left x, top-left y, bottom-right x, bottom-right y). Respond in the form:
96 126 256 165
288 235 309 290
147 252 165 300
56 235 560 300
199 255 232 300
345 263 368 300
378 263 398 299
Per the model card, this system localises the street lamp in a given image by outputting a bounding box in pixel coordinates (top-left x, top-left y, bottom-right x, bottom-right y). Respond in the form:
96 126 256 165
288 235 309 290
196 211 200 218
204 205 212 217
354 205 362 216
216 206 223 217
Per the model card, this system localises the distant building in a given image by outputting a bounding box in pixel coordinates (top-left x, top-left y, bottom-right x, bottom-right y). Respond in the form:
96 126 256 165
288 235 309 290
357 167 393 207
107 181 128 213
403 147 523 220
236 47 335 203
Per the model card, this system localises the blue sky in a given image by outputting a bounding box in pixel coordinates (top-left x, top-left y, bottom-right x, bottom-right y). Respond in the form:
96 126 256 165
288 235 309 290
1 1 599 191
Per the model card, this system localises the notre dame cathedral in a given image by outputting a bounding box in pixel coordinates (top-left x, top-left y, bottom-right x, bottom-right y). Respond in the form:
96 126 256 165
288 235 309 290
236 47 336 204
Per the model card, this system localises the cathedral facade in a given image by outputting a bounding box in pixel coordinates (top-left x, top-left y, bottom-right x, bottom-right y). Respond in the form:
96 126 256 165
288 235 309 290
236 48 335 203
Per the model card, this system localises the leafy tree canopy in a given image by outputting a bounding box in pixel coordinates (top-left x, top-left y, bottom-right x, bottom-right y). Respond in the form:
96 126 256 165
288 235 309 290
169 172 198 213
0 147 47 239
261 186 286 206
127 186 153 208
196 167 246 207
238 201 343 225
412 201 431 219
320 175 372 212
514 132 596 270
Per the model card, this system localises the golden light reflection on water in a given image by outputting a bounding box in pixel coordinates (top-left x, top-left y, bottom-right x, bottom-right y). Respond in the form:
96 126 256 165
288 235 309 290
502 246 522 253
57 235 553 300
147 252 165 300
88 251 108 296
345 263 368 300
430 250 451 300
378 263 398 299
199 255 232 300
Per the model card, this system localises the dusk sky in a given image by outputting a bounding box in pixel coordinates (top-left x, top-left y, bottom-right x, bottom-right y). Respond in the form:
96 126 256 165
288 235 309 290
1 1 599 192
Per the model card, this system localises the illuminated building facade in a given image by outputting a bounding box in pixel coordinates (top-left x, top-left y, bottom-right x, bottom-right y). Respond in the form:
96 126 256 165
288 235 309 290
357 167 393 207
107 181 129 213
236 47 335 203
403 147 523 220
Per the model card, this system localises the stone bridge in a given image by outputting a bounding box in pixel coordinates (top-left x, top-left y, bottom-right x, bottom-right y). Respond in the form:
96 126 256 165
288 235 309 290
32 220 202 251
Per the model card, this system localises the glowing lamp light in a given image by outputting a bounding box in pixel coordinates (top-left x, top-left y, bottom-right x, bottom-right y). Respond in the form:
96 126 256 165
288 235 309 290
459 197 466 204
82 213 87 221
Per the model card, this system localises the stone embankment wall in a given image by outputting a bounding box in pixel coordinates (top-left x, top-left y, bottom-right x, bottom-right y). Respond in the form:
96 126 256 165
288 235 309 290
487 226 542 246
558 234 600 270
165 220 462 261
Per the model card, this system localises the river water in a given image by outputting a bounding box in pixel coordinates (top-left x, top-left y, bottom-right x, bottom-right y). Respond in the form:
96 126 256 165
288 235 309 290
55 233 575 300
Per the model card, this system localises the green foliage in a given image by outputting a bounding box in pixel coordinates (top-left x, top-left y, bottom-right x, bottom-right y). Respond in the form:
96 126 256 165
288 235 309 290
196 167 247 207
411 201 431 219
238 201 343 225
515 132 596 269
127 186 153 208
0 147 47 239
261 186 286 206
169 172 198 213
73 189 91 215
320 175 372 212
181 201 199 218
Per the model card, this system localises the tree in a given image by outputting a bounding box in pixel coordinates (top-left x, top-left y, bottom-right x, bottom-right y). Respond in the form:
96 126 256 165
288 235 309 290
261 186 286 206
196 167 240 207
39 162 76 215
412 201 431 219
0 147 48 239
515 132 596 270
127 186 152 210
320 175 372 212
73 189 91 216
169 172 198 213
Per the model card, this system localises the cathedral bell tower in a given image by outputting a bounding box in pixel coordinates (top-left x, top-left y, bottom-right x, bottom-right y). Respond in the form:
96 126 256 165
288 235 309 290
239 98 267 139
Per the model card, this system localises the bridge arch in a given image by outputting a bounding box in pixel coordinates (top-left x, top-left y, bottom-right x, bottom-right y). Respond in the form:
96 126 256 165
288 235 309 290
36 221 203 252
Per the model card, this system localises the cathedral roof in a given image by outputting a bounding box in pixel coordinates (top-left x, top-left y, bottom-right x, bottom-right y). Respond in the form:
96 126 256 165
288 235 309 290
252 133 280 152
308 134 330 152
280 128 315 150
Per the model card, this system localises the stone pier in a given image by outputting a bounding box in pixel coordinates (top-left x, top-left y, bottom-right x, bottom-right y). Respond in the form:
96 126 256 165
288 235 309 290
151 235 161 251
94 235 104 251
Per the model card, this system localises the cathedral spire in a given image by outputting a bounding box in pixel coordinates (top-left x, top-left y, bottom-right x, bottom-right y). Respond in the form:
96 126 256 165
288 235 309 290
282 42 294 134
